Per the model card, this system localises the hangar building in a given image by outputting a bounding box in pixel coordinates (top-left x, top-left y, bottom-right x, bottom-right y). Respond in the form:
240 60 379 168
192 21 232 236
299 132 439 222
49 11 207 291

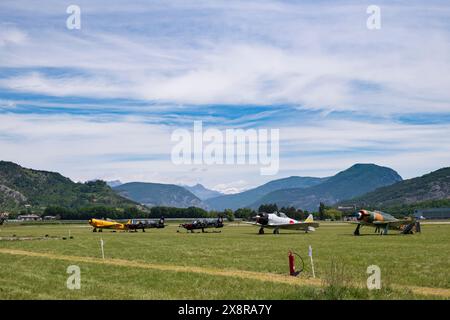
414 208 450 219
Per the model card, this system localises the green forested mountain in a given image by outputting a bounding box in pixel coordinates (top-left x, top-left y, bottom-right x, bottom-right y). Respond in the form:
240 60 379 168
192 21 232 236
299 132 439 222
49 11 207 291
341 167 450 209
204 176 327 210
114 182 203 208
251 164 402 211
3 159 446 217
0 161 137 213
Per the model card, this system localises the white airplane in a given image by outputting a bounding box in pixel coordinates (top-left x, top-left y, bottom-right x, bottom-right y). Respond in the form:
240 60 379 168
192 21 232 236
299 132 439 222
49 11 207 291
249 212 319 234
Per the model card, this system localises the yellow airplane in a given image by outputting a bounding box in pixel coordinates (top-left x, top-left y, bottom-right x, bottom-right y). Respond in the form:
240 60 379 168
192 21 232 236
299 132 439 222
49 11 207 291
88 218 130 232
88 217 165 232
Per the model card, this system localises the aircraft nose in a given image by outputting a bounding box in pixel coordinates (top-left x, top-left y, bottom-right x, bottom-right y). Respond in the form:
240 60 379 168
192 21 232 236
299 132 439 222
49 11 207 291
357 210 369 221
254 214 269 225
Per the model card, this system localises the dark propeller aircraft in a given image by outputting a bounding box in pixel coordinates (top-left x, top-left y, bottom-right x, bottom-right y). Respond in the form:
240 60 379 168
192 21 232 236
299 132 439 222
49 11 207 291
127 217 165 232
350 209 421 236
179 216 224 233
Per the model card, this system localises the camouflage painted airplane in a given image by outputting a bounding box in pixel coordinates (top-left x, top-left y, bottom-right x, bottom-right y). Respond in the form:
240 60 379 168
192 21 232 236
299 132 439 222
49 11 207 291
250 212 319 234
88 217 165 232
126 218 165 232
351 209 421 236
179 216 224 233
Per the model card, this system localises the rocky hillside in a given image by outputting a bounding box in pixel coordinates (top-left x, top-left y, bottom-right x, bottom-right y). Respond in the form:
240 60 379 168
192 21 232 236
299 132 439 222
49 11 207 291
114 182 203 208
0 161 137 212
341 167 450 208
182 184 223 200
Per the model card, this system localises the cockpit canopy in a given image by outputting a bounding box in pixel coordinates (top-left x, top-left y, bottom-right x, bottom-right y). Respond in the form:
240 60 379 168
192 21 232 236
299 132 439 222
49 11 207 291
275 212 288 218
377 210 395 220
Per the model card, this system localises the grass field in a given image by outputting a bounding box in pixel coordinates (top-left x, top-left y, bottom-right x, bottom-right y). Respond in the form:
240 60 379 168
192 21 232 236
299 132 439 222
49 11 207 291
0 222 449 299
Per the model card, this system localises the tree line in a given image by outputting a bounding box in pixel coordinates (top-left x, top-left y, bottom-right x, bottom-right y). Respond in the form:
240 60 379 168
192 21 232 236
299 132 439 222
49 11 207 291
36 202 345 221
41 206 213 220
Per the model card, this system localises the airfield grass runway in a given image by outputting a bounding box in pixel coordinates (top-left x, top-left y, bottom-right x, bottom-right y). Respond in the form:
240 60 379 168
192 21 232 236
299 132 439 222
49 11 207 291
0 222 449 299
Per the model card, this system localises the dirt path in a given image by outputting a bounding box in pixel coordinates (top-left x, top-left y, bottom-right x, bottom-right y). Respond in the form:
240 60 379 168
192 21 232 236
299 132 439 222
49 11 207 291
1 248 448 298
0 248 321 287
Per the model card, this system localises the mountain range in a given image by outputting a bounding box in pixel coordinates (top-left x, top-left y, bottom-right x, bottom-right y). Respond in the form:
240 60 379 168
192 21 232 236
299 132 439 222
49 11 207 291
204 176 327 210
114 182 203 208
182 184 224 200
1 160 449 214
249 164 403 211
73 163 405 211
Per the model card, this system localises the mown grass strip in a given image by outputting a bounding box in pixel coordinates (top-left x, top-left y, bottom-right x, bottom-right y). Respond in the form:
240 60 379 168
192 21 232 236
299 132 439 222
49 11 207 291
1 248 448 298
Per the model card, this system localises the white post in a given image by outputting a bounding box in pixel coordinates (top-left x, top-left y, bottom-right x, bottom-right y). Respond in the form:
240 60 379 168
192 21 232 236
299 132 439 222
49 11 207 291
100 238 105 259
309 245 316 278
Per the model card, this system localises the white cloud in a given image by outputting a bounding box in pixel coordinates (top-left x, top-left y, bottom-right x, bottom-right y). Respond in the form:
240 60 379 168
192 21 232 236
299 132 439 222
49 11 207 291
1 113 449 191
0 1 449 114
0 72 133 99
1 1 450 192
0 25 27 46
213 180 251 194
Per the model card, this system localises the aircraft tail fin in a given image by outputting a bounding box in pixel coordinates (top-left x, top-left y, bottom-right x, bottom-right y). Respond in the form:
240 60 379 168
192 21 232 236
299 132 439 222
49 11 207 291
305 214 314 223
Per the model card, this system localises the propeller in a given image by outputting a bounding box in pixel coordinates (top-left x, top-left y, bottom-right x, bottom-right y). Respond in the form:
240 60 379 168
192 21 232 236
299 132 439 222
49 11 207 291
356 210 370 221
253 213 269 225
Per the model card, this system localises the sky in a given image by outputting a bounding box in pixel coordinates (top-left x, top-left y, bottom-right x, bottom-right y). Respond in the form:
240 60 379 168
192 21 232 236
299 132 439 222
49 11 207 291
0 0 450 193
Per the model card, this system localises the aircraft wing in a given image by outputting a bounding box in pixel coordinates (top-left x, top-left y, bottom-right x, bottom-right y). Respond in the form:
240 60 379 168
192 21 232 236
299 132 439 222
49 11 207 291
372 220 412 228
242 221 319 231
267 222 319 230
349 220 395 226
97 222 124 229
241 221 260 226
242 221 316 229
350 219 414 230
107 222 125 229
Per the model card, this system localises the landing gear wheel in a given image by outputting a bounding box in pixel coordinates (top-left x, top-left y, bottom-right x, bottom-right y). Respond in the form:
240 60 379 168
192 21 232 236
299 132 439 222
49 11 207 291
258 227 264 235
354 224 361 236
273 229 280 234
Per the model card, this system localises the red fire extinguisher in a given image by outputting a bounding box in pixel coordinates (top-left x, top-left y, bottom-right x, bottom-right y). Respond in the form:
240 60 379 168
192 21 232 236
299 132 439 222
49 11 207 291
288 250 303 277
